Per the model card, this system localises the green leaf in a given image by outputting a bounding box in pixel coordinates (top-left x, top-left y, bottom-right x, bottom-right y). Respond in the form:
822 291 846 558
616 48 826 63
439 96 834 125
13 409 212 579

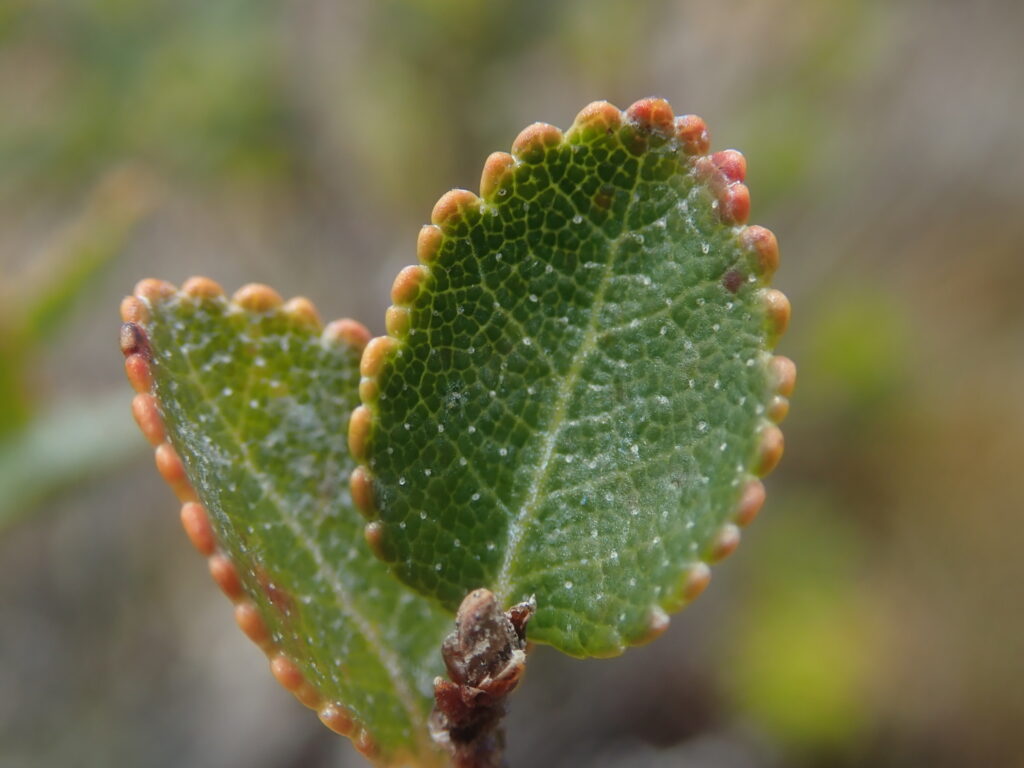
123 281 450 767
352 98 793 658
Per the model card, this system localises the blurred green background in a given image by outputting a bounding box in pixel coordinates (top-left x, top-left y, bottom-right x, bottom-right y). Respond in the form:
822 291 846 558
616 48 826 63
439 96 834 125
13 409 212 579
2 1 1022 766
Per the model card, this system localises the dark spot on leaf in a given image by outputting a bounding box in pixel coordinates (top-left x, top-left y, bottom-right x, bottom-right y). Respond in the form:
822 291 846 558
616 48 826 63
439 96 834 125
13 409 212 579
723 269 744 293
119 322 151 359
256 565 295 618
594 186 614 210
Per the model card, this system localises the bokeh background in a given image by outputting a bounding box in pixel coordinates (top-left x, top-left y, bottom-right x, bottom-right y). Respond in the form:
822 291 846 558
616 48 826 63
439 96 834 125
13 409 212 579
2 1 1022 766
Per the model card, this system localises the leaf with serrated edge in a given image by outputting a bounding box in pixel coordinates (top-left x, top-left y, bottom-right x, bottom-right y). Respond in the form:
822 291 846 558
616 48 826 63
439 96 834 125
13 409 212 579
120 279 450 767
352 98 794 658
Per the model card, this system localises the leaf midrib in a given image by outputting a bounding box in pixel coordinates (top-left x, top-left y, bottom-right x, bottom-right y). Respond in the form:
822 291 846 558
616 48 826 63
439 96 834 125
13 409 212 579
492 192 641 604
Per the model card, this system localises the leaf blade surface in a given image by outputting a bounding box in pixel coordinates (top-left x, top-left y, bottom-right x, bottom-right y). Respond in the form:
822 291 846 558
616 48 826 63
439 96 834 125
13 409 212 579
354 99 792 657
127 283 450 766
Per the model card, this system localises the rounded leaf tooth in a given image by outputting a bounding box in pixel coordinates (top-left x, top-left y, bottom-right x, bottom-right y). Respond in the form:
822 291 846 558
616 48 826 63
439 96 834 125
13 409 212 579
385 305 411 338
761 288 792 340
364 521 394 562
232 283 283 313
134 278 176 303
322 318 371 351
708 523 741 562
511 122 563 163
769 355 797 397
636 606 671 645
355 728 379 760
682 562 712 601
180 501 217 556
740 225 780 277
349 466 376 519
431 188 482 231
755 424 785 476
360 335 397 379
282 297 322 331
479 151 517 200
675 114 710 155
181 276 225 300
347 405 372 462
154 443 197 502
391 264 429 305
625 97 675 134
119 322 150 359
767 395 790 423
271 653 305 693
208 554 244 600
319 705 355 737
358 376 379 404
123 354 153 394
235 601 271 648
416 224 444 265
131 393 165 446
711 149 747 183
120 295 150 325
294 681 323 710
734 478 766 527
567 100 622 141
719 182 751 224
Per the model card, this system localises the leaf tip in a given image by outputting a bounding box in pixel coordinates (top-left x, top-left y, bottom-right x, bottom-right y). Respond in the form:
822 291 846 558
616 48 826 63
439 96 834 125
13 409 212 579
511 122 564 163
232 283 284 313
625 97 676 135
282 296 323 331
181 275 225 300
567 100 622 141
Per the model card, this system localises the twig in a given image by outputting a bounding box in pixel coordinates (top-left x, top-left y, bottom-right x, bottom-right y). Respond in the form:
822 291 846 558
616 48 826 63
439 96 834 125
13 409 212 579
429 589 535 768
